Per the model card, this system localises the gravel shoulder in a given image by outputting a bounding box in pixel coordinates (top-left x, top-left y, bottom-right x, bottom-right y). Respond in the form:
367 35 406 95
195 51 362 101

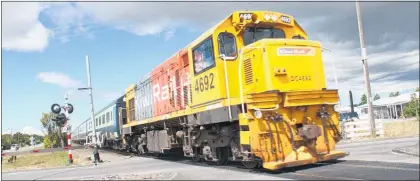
71 146 132 166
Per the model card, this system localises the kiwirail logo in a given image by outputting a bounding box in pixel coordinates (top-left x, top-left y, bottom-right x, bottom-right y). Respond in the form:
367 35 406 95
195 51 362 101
277 47 315 56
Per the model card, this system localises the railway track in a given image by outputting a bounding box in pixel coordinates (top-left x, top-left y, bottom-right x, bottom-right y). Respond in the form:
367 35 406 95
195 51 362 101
96 147 419 180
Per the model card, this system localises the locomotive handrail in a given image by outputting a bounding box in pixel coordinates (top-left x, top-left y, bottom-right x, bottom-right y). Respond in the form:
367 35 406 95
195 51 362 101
322 47 339 88
221 54 233 121
321 47 342 106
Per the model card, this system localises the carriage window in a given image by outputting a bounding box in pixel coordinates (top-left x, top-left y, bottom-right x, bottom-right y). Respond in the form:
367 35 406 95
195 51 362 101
243 27 286 46
107 112 110 123
193 37 215 74
218 32 237 59
128 98 136 121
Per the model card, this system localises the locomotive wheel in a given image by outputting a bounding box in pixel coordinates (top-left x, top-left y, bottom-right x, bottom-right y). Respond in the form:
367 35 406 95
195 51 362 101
242 160 259 169
152 151 159 157
215 147 229 165
191 154 201 162
137 145 144 155
191 147 201 163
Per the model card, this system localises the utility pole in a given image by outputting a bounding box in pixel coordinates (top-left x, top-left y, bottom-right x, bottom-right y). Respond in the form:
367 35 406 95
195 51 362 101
78 55 97 145
355 0 376 138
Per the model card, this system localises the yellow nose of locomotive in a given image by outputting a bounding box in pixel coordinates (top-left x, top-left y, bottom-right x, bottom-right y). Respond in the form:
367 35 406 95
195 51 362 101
238 38 346 170
241 39 327 94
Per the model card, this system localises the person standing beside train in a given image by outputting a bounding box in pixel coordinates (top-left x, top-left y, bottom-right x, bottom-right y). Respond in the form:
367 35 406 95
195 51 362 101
92 143 101 165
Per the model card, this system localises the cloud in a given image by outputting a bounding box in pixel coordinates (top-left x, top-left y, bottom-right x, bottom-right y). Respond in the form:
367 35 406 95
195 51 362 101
43 2 96 43
36 72 84 88
2 2 51 52
5 2 419 107
320 36 419 106
5 2 418 49
163 29 176 41
21 126 45 136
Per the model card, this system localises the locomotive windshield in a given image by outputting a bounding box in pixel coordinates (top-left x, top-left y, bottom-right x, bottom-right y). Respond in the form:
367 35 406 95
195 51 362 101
243 27 286 46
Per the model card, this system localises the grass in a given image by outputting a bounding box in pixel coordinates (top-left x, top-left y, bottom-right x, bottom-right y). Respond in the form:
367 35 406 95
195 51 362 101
383 119 420 138
1 151 69 173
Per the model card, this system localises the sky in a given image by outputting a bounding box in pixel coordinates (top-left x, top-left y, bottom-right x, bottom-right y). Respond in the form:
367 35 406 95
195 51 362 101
1 1 419 135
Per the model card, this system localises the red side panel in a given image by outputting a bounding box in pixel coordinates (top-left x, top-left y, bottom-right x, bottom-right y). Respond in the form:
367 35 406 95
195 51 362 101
151 49 191 117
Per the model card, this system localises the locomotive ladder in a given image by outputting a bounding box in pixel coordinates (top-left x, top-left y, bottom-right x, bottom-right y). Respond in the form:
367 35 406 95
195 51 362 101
179 117 191 148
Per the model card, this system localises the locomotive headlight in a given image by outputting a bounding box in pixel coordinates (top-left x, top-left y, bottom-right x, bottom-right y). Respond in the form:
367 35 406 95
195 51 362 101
333 104 341 112
271 14 277 21
264 13 271 21
254 110 263 119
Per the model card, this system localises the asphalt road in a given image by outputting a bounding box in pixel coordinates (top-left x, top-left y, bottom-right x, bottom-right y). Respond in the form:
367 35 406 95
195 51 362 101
2 136 419 180
3 144 44 153
337 136 419 164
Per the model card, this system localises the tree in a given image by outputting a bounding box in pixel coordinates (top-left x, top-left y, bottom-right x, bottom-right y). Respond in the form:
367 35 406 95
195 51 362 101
359 93 367 105
403 93 419 118
374 94 381 101
1 133 43 149
43 136 53 149
389 91 400 97
40 112 66 148
416 87 419 92
1 134 12 150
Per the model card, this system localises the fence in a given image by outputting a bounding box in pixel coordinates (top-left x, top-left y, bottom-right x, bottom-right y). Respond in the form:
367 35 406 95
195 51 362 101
342 119 384 139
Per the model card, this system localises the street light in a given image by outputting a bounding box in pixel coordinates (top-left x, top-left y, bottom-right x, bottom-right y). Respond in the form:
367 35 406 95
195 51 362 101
355 0 376 138
78 55 97 145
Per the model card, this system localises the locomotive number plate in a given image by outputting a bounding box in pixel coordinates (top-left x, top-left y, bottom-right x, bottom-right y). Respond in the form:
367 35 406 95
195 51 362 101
195 72 215 93
290 75 312 82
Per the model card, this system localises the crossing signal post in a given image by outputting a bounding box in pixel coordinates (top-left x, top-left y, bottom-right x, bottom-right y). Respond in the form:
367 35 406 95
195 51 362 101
50 94 74 164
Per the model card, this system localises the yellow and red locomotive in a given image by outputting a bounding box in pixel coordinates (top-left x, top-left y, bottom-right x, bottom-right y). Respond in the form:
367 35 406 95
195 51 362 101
120 10 346 170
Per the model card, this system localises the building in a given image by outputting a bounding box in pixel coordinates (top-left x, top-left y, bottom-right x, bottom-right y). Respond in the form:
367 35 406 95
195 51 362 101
356 92 419 119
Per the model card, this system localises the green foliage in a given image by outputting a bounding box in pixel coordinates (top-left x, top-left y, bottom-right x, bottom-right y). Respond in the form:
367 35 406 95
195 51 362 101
416 87 419 92
1 133 43 150
40 112 66 148
374 94 380 101
360 93 367 105
43 136 52 148
389 91 401 97
1 134 12 150
403 93 420 118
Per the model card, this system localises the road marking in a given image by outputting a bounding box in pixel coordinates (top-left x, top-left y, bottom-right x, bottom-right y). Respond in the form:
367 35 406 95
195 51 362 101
315 162 420 171
288 172 364 180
